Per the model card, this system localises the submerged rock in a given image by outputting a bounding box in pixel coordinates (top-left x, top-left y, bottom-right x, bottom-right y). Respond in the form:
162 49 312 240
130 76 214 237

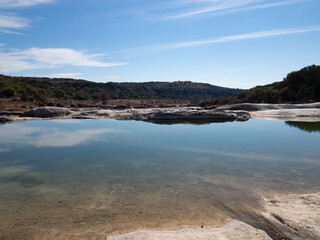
21 107 72 118
258 192 320 240
107 220 271 240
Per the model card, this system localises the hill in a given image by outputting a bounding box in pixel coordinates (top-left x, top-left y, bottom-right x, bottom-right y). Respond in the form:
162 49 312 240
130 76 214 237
0 75 243 104
235 65 320 103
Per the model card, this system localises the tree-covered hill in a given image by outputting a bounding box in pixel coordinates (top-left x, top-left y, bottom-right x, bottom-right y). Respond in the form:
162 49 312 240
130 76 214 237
235 65 320 103
0 75 243 103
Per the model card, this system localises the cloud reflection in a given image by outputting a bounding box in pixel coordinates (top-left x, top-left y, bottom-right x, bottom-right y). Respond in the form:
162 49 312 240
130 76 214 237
0 124 125 148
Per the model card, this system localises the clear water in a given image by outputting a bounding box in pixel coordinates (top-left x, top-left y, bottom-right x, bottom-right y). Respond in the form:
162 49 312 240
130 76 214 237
0 119 319 239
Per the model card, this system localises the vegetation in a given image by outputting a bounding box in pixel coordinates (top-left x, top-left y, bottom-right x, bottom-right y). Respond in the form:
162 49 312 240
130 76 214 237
234 65 320 103
0 75 242 104
1 65 319 107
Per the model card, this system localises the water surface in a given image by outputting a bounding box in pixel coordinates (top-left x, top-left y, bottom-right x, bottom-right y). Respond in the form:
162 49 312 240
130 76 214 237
0 119 319 239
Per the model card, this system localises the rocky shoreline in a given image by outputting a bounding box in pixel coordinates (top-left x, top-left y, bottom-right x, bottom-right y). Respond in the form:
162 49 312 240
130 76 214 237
1 102 320 124
106 192 320 240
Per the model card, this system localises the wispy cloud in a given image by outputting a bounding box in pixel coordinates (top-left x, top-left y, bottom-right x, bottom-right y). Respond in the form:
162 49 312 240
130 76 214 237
0 47 128 73
0 0 54 9
0 28 22 34
0 14 28 28
118 25 320 57
140 0 307 20
0 0 54 34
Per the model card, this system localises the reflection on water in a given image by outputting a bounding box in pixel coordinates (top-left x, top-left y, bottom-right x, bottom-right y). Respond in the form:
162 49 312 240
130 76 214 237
0 119 319 239
286 121 320 133
149 119 235 125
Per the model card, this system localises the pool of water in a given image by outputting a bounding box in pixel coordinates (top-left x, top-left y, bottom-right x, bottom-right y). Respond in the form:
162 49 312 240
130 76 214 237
0 119 319 239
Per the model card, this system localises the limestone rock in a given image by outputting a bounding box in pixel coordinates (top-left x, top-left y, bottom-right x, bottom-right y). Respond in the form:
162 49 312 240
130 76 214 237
107 220 271 240
21 107 72 118
258 192 320 240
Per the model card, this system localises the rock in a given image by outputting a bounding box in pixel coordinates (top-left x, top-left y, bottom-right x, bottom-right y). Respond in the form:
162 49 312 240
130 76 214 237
21 107 72 118
14 104 320 122
258 192 320 240
107 220 271 240
69 107 249 123
0 117 11 124
214 103 320 121
250 109 320 121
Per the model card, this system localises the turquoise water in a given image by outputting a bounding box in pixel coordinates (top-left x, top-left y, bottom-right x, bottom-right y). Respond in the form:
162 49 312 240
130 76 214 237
0 119 319 239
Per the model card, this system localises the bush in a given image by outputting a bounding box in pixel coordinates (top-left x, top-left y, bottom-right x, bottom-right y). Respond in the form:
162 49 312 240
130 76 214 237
0 88 16 98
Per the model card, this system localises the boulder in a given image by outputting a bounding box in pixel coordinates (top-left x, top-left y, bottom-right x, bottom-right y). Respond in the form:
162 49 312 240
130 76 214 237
21 107 72 118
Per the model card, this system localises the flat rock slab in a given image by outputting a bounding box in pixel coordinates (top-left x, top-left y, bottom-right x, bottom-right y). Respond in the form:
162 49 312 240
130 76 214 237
258 192 320 240
250 108 320 121
107 220 271 240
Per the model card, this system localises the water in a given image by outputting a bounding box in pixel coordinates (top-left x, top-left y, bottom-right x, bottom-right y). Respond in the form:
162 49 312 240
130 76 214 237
0 119 319 239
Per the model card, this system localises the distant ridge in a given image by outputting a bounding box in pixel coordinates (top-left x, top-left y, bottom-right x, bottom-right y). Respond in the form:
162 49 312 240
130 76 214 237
0 75 243 103
234 65 320 103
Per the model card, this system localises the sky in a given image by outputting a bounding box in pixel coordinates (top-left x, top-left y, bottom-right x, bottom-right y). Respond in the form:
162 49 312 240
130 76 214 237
0 0 319 89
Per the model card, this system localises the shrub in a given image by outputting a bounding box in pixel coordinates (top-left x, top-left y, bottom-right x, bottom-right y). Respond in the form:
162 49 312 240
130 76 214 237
0 88 16 98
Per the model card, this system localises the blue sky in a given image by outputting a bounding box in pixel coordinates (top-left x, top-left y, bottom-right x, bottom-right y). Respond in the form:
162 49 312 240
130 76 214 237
0 0 319 88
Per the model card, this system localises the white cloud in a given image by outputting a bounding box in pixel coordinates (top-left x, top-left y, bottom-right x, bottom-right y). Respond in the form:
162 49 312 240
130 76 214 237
0 14 28 28
118 25 320 56
46 72 83 79
0 0 53 9
23 48 126 67
0 47 128 73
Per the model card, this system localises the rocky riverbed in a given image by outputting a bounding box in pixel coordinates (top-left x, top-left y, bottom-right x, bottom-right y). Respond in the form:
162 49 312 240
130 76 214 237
1 102 320 123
